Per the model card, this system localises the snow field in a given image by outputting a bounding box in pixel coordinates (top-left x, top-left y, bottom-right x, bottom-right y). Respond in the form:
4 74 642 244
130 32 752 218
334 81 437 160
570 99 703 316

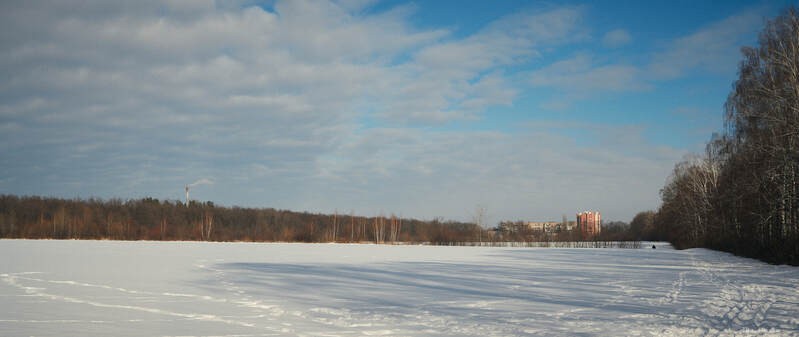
0 240 797 336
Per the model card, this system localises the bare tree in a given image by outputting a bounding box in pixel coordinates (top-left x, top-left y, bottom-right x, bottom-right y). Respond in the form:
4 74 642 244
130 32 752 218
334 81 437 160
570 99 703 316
373 214 386 244
388 214 402 243
630 210 656 240
473 205 486 243
327 210 339 242
719 6 799 260
350 210 355 242
200 211 213 241
160 217 167 240
653 7 799 264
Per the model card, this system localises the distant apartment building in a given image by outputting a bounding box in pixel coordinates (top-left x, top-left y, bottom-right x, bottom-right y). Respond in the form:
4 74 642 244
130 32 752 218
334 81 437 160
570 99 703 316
498 220 576 233
576 211 601 239
526 221 560 232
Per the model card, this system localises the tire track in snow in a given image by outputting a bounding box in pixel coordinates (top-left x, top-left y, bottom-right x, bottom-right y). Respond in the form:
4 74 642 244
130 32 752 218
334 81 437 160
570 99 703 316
686 251 786 335
645 251 799 337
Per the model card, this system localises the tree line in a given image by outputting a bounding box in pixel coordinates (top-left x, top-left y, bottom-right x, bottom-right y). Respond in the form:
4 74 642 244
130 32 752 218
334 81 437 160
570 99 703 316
0 195 483 244
635 8 799 265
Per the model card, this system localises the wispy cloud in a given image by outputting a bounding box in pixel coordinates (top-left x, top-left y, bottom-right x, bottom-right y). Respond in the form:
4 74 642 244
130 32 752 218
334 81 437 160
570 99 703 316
526 7 765 110
377 6 587 123
601 29 632 48
648 8 764 79
528 53 648 104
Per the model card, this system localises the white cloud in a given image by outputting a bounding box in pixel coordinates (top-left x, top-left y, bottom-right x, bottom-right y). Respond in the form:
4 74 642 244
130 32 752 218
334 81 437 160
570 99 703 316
601 29 631 48
529 54 648 98
377 6 587 123
648 9 764 79
526 7 764 110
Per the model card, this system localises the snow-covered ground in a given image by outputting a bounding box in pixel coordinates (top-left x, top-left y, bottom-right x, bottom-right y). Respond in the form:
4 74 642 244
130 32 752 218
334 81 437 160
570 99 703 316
1 240 797 337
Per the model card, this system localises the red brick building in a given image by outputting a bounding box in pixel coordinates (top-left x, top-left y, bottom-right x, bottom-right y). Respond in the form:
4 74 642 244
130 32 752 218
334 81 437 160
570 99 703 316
576 211 601 239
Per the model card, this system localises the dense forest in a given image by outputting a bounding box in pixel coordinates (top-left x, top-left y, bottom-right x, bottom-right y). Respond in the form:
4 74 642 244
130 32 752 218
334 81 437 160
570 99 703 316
638 8 799 265
0 195 483 244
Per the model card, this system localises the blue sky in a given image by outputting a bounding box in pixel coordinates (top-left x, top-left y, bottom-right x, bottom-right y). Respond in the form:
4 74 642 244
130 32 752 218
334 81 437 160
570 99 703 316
0 0 794 224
